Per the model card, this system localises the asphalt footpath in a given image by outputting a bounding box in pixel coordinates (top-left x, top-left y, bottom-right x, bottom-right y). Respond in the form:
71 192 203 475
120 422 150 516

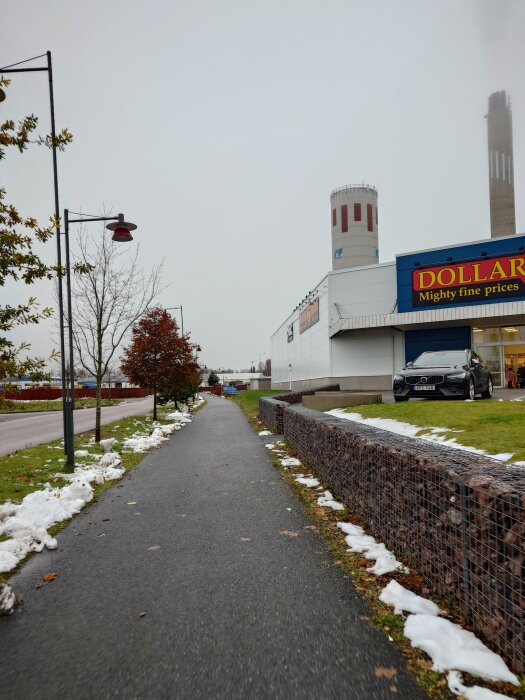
1 394 427 700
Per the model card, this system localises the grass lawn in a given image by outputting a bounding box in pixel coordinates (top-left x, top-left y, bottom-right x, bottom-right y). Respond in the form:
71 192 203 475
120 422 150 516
0 398 121 413
342 400 525 462
229 389 284 424
0 409 182 506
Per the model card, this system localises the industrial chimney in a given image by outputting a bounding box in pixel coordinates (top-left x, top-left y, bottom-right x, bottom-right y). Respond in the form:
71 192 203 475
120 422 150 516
487 91 516 238
330 184 379 270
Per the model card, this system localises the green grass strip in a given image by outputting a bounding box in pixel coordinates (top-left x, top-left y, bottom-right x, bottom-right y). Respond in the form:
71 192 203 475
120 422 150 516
340 400 525 462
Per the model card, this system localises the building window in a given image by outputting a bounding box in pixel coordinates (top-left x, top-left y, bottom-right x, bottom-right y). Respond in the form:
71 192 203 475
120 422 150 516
332 208 336 227
354 203 361 221
367 203 373 232
341 205 348 232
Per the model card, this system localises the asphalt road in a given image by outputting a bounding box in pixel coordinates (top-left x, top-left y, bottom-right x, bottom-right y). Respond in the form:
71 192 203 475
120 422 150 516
2 394 426 699
0 396 154 456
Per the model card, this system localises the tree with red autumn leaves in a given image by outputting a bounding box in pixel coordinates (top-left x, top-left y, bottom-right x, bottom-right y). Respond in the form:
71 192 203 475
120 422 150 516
120 307 201 420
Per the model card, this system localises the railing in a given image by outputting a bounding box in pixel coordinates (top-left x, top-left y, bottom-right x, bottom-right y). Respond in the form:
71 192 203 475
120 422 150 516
331 183 377 196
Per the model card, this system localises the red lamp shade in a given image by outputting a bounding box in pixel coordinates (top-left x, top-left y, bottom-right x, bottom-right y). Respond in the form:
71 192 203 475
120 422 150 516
111 227 134 243
106 216 137 242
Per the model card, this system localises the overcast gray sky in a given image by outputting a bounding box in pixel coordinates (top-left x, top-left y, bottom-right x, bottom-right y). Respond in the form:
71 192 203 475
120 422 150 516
2 0 524 371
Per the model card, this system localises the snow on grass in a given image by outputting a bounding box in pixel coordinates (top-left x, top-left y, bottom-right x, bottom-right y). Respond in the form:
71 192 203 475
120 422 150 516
317 490 345 511
404 615 518 686
99 438 117 453
379 580 440 616
337 521 408 575
0 412 194 574
295 476 320 488
122 411 193 453
447 670 514 699
0 477 94 573
326 409 519 464
280 457 301 467
258 430 272 436
379 582 517 695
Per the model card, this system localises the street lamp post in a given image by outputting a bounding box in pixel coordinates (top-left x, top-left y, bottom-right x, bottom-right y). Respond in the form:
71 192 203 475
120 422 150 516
61 210 137 469
166 306 184 337
0 52 69 453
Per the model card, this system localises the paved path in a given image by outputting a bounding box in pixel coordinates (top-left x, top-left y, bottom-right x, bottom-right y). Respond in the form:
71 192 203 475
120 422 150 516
2 395 426 699
0 396 154 456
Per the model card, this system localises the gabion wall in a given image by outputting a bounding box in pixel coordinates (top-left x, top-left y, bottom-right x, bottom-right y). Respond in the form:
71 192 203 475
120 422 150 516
260 385 340 433
263 401 525 674
259 398 288 433
273 384 340 406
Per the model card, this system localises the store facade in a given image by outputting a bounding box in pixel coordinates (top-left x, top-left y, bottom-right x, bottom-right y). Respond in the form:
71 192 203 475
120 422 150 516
271 233 525 391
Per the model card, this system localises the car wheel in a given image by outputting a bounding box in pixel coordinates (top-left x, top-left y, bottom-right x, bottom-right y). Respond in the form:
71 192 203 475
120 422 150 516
464 377 475 400
481 375 493 399
394 396 408 402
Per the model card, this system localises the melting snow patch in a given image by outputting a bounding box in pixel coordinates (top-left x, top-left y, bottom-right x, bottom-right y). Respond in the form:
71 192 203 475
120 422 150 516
317 490 345 511
99 438 117 453
0 582 16 615
122 422 180 453
0 415 189 573
281 457 301 467
326 409 519 464
165 410 192 423
258 430 272 436
404 615 518 685
447 671 514 699
379 580 440 616
337 521 408 575
74 450 90 457
295 476 320 488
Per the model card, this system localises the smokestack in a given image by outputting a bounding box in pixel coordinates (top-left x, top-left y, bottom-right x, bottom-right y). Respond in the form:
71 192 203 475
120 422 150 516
487 91 516 238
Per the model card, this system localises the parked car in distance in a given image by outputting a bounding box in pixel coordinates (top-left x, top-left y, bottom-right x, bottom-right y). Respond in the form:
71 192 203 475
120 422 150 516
393 349 493 402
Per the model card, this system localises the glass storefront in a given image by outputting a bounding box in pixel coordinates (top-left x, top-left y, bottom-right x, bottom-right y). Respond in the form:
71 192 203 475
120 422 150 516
473 325 525 388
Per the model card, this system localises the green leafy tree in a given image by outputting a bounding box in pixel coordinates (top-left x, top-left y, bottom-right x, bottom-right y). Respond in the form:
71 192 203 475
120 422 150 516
208 371 219 386
0 75 73 382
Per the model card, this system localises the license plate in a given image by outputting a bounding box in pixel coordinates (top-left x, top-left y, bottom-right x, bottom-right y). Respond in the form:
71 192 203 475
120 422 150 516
414 385 435 391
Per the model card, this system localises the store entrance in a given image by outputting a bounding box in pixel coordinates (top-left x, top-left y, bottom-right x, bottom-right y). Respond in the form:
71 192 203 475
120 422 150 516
504 344 525 389
473 326 525 389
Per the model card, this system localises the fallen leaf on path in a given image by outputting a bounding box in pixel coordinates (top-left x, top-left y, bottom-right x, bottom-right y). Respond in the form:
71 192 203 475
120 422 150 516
374 667 397 679
43 573 57 582
102 518 111 522
218 463 230 468
240 537 251 541
148 545 161 550
279 531 298 537
139 612 147 618
303 525 316 530
176 514 186 518
126 501 137 505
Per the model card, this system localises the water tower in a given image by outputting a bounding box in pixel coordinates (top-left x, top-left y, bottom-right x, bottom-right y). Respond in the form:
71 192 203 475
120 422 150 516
330 184 379 270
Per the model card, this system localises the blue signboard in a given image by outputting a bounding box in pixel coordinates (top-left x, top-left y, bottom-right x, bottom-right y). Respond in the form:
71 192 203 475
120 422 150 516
396 235 525 312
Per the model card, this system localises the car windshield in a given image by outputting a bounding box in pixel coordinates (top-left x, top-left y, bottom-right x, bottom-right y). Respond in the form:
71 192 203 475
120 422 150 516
411 351 467 368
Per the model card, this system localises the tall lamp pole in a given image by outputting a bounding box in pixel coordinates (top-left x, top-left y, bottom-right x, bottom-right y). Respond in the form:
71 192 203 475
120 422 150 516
0 52 68 451
61 210 137 469
166 306 184 337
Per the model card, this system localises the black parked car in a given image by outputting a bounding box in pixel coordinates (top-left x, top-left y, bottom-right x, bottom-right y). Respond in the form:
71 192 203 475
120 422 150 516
393 349 493 402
